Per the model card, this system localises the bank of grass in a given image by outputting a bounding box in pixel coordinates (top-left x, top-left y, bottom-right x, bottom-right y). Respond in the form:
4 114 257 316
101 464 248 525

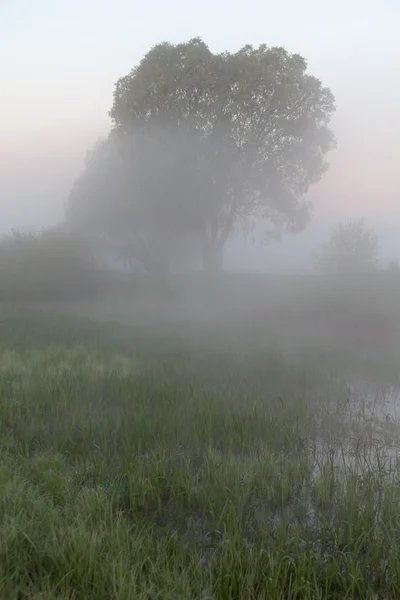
1 310 400 598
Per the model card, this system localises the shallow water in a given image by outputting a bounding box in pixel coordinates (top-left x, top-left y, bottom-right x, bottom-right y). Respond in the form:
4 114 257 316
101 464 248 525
314 378 400 477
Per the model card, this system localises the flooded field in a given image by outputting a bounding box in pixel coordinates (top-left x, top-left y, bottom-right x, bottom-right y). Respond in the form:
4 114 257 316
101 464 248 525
2 274 400 598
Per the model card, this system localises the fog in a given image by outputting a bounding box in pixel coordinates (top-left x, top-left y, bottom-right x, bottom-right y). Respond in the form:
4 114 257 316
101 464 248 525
1 0 400 274
3 5 400 593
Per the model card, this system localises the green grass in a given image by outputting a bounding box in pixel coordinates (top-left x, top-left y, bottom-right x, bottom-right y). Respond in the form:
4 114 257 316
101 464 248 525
2 274 400 598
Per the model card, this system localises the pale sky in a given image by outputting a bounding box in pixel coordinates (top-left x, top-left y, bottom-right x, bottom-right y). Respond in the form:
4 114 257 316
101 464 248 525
1 0 399 269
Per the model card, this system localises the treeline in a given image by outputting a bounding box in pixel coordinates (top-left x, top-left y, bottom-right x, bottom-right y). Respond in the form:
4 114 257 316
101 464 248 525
0 228 105 302
3 38 339 300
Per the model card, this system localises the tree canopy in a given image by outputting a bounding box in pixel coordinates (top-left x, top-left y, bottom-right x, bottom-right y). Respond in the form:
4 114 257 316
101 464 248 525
67 38 336 272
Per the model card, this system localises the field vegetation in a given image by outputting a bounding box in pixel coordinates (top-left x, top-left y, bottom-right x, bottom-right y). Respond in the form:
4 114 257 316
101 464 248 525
1 273 400 599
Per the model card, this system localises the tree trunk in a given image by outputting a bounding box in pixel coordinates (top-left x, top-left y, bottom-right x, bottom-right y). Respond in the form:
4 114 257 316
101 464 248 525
123 240 170 273
141 251 170 273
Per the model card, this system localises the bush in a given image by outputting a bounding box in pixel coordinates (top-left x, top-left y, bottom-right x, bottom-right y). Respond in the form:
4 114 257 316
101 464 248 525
388 259 400 272
0 226 104 302
317 219 379 274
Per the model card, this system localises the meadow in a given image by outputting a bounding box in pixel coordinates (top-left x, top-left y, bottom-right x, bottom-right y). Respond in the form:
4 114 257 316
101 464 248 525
2 272 400 599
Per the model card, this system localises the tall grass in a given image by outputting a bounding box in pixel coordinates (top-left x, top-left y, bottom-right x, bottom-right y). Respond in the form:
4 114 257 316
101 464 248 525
1 310 400 598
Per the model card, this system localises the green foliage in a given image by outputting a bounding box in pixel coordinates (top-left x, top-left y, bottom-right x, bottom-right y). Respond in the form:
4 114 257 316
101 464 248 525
68 38 336 271
67 129 201 273
317 219 379 274
1 305 400 598
0 227 103 302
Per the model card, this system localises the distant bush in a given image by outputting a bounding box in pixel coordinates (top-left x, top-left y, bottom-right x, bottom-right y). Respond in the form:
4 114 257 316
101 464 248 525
0 226 106 302
316 219 379 274
387 259 400 273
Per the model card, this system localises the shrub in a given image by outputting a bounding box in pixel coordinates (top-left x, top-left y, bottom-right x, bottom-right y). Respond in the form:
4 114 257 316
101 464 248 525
317 219 379 274
0 226 104 302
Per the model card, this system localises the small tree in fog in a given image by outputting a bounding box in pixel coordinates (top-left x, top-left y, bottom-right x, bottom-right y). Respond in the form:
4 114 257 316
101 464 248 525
317 219 379 274
388 259 400 272
68 38 336 272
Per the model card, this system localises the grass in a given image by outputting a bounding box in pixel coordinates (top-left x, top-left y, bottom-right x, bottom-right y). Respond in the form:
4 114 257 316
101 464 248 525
2 274 400 598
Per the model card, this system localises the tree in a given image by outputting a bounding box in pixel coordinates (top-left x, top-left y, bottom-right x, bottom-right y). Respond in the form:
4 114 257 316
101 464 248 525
317 219 379 274
67 125 205 272
388 259 400 273
69 38 336 272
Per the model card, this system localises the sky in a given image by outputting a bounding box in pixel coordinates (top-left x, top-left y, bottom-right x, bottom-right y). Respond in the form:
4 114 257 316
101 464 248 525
1 0 399 271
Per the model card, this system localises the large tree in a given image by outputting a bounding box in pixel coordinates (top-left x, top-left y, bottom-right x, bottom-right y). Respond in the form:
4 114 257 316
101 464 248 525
69 38 336 271
67 124 206 272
